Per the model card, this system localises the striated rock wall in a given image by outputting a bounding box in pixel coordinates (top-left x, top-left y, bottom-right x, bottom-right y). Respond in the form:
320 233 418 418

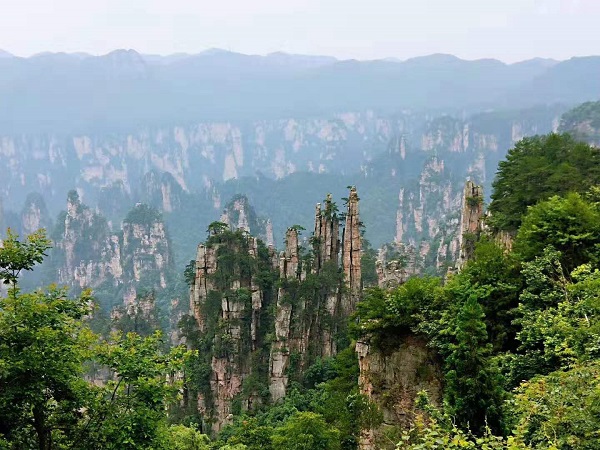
54 191 121 289
456 180 484 269
0 111 399 213
190 231 277 432
189 188 363 429
375 244 420 289
391 155 463 273
218 194 270 243
357 336 443 450
20 193 52 236
52 194 174 307
122 216 172 289
269 228 301 401
343 187 362 315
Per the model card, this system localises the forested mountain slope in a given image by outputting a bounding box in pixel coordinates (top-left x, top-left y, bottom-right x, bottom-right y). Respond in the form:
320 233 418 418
3 129 600 450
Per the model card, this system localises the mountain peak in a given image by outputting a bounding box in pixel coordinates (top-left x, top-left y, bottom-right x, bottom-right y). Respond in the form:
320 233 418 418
198 48 232 56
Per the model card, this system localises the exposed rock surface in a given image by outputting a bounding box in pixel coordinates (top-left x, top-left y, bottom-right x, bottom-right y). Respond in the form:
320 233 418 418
54 191 121 289
343 187 362 315
559 101 600 147
375 244 420 288
218 194 270 242
51 193 174 308
269 228 300 401
190 232 276 432
456 180 484 269
20 193 52 236
357 336 443 450
189 188 363 430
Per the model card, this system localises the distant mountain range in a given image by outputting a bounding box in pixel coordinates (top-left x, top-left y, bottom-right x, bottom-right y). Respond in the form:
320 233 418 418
0 48 598 133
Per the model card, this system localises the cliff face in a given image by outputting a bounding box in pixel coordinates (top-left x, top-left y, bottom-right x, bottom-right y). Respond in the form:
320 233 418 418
51 193 174 310
379 108 561 272
375 244 420 289
190 232 276 432
456 181 484 269
0 112 397 212
0 106 563 276
343 188 362 315
121 205 173 290
188 188 362 431
559 101 600 146
20 193 52 236
218 194 272 246
356 336 442 450
53 191 121 289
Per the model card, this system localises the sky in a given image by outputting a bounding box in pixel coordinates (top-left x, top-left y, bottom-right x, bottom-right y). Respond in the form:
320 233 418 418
0 0 598 62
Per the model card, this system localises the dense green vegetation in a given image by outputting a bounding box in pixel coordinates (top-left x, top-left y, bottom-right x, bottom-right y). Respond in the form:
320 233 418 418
2 129 600 449
488 133 600 232
559 100 600 142
352 132 600 448
0 230 194 450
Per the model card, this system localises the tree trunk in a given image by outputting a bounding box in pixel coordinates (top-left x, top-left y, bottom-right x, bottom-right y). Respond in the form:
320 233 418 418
33 404 49 450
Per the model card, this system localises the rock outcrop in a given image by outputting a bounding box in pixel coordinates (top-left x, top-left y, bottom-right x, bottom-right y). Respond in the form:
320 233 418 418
375 243 420 289
357 336 443 450
54 191 121 289
51 193 174 308
343 187 362 315
456 180 484 269
188 188 363 431
218 194 270 243
269 227 301 402
190 229 278 432
20 193 51 236
121 204 173 290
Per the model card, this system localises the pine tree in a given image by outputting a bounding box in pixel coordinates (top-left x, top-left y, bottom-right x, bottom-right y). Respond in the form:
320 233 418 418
444 296 504 434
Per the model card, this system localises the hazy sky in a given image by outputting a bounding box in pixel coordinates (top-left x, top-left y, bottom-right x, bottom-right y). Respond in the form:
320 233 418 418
1 0 598 62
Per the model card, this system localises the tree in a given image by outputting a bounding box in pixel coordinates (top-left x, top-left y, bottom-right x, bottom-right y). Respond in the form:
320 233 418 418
82 331 190 450
398 392 530 450
207 221 229 237
164 424 211 450
0 228 51 291
510 362 600 449
443 296 505 434
0 229 191 450
352 277 442 347
505 251 600 387
0 286 94 449
488 133 600 232
513 193 600 272
458 238 523 352
271 412 341 450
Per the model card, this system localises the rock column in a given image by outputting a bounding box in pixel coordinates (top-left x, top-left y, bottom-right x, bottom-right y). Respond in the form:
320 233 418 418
342 187 362 315
269 228 300 401
457 180 484 269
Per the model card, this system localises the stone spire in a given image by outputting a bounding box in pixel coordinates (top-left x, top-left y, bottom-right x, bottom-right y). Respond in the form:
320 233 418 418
269 227 301 402
457 180 484 269
313 194 340 273
342 187 362 315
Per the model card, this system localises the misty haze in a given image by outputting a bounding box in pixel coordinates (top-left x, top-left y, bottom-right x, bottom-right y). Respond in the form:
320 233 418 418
1 1 600 449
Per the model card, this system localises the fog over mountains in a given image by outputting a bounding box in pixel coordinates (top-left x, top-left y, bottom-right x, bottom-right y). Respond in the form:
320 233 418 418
1 47 599 277
1 48 599 133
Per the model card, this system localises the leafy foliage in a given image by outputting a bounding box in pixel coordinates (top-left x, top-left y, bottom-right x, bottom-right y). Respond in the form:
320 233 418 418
0 286 94 449
124 203 163 226
442 297 505 434
0 228 51 287
509 362 600 450
271 412 341 450
513 193 600 272
488 133 600 232
0 229 192 450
